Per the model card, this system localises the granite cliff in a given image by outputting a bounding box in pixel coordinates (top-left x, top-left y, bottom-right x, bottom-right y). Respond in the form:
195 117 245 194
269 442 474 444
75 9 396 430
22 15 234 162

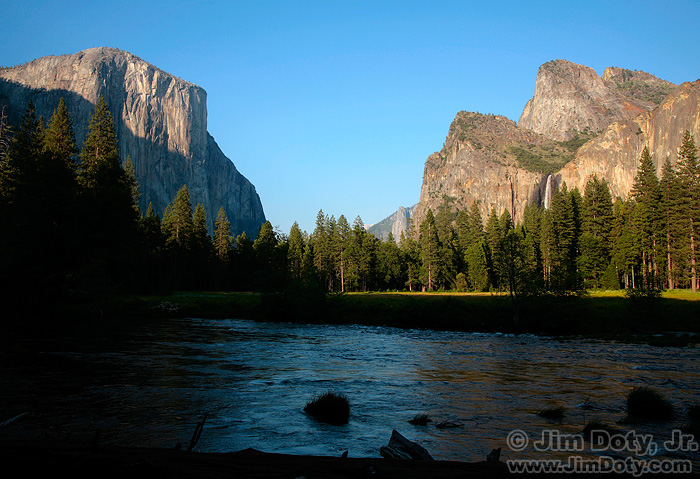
368 204 416 241
518 59 675 142
412 60 693 233
412 112 569 229
0 47 265 236
556 80 700 199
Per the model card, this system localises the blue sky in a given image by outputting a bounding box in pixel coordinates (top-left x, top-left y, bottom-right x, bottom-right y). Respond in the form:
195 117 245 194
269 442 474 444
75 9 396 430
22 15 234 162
4 1 700 234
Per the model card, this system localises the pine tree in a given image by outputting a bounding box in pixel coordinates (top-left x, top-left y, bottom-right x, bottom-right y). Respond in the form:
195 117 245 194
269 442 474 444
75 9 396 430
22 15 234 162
660 159 683 289
580 176 614 287
311 210 333 290
78 96 120 190
465 240 490 291
549 184 582 291
253 220 278 281
141 202 164 251
192 203 210 252
213 206 233 263
231 231 255 290
631 147 661 288
334 215 350 291
377 232 404 290
287 221 304 280
540 208 556 289
122 156 141 215
43 98 77 172
162 185 194 247
0 102 47 300
400 226 421 291
2 101 44 202
75 96 139 295
346 216 373 291
485 208 502 288
419 209 441 291
611 199 639 288
191 203 212 289
675 131 699 291
435 202 458 286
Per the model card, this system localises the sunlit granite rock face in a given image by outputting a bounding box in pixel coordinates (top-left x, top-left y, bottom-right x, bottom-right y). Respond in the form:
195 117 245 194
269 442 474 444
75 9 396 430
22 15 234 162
412 112 556 229
518 59 674 142
555 80 700 199
413 61 695 231
0 47 265 235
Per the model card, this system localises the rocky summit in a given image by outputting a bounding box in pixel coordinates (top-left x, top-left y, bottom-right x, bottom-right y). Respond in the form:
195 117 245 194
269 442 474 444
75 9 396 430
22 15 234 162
412 111 573 229
0 47 265 236
518 59 674 142
411 59 693 233
368 205 416 241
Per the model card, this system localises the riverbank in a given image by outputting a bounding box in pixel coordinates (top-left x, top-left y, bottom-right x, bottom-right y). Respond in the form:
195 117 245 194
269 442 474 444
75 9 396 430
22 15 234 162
28 289 700 346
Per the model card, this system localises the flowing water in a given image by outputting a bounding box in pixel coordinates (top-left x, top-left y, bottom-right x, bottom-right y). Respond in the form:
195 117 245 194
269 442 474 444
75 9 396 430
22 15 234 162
1 317 698 465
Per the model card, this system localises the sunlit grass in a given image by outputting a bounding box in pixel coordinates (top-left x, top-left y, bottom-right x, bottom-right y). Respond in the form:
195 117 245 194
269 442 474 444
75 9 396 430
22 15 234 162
95 288 700 345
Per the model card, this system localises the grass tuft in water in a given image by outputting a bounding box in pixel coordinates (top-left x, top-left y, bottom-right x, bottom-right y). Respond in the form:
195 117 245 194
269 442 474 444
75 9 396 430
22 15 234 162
304 391 350 425
537 406 566 420
626 387 674 421
408 413 432 426
582 420 618 441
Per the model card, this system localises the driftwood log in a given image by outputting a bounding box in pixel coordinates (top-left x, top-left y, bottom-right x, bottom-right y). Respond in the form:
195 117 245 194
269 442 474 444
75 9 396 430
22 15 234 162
379 429 434 461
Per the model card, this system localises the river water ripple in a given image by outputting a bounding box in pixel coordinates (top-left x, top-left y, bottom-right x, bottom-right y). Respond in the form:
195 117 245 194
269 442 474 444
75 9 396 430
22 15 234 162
1 318 698 464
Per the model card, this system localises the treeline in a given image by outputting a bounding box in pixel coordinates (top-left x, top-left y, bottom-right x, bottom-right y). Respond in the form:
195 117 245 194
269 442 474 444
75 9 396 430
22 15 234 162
1 97 698 313
148 132 700 298
237 134 700 297
0 98 141 308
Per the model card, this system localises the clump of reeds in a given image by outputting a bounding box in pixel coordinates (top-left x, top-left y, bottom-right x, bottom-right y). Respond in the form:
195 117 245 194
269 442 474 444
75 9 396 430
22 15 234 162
581 420 618 441
537 406 566 420
304 391 350 425
626 387 674 421
408 413 431 426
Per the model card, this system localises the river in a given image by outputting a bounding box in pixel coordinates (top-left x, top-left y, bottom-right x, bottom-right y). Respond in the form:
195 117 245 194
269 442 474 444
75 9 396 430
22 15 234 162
1 317 698 465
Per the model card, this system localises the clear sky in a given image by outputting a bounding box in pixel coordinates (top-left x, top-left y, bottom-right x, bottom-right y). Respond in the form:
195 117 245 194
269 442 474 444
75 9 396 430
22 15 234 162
4 1 700 234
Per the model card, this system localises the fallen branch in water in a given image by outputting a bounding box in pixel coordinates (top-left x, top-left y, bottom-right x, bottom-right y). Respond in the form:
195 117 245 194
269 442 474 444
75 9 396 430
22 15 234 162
187 414 208 452
0 413 29 428
435 420 463 429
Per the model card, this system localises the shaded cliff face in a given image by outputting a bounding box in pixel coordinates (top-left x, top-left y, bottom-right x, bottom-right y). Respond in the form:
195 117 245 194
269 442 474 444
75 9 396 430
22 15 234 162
518 60 673 141
0 47 265 236
556 80 700 199
413 112 561 230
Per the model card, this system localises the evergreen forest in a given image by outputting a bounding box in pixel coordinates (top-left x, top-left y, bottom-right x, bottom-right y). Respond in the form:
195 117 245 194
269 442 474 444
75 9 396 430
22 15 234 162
1 99 699 315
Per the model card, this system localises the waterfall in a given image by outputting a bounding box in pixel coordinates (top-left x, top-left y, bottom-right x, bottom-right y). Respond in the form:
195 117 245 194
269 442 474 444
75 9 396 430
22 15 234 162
544 175 553 209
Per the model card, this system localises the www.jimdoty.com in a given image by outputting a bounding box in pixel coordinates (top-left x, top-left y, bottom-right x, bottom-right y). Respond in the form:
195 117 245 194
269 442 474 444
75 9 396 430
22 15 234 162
505 429 696 475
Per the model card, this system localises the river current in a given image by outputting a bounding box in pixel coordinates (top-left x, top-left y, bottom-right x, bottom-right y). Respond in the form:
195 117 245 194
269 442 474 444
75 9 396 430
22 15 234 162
1 317 698 464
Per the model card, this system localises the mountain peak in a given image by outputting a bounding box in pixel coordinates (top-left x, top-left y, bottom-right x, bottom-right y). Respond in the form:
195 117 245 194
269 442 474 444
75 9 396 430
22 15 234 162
518 59 675 142
0 48 264 235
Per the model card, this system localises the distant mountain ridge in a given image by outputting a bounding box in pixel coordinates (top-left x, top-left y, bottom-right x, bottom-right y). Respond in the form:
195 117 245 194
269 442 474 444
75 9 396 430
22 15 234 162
368 204 416 241
0 47 265 236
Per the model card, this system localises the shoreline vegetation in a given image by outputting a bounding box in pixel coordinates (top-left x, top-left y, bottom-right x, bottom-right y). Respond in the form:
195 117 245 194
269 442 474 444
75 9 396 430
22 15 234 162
47 289 700 347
